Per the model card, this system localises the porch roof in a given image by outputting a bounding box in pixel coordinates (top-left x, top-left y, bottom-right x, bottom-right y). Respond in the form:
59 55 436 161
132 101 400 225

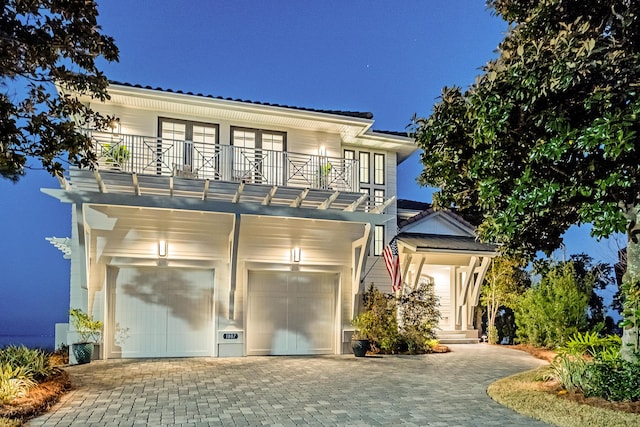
397 232 497 256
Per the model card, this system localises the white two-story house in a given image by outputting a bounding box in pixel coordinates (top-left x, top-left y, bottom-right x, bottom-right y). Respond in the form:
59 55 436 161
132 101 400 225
45 82 494 360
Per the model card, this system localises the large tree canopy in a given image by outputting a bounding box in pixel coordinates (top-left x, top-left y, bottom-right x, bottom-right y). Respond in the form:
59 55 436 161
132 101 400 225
0 0 119 181
413 0 640 357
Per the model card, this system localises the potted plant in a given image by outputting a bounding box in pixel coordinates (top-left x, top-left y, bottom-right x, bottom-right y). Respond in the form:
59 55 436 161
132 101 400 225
103 143 130 169
69 308 103 364
317 162 332 189
351 312 372 357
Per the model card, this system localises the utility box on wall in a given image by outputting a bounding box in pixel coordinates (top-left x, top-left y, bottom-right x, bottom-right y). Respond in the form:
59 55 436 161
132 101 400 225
217 330 244 357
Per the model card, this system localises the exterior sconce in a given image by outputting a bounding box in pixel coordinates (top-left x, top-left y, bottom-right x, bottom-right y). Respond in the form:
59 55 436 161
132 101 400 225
158 240 167 258
291 247 301 263
319 145 326 157
108 118 120 132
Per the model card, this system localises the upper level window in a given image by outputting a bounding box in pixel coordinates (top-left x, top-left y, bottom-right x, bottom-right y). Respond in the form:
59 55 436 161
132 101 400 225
374 189 385 207
359 152 370 184
231 127 286 151
374 153 385 185
344 149 355 161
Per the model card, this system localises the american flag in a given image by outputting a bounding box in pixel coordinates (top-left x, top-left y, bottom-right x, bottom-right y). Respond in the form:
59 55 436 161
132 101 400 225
383 238 402 292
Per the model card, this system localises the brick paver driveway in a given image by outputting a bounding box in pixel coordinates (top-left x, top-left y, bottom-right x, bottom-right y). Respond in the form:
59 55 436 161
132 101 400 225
30 344 549 426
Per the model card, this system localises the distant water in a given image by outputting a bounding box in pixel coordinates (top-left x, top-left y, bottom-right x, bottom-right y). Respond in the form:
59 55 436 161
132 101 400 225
0 334 55 350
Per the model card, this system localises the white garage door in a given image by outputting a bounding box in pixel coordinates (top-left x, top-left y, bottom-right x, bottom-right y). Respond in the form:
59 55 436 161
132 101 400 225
247 271 337 355
108 267 214 358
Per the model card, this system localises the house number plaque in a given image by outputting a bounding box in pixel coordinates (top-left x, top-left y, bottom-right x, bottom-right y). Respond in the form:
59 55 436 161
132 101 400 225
223 333 239 340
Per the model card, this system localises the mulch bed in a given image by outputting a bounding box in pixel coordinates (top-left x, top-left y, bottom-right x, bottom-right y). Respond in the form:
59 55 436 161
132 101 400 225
0 370 71 422
558 389 640 414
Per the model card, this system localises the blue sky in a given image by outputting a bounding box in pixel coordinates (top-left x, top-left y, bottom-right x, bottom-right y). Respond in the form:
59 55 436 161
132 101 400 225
0 1 624 347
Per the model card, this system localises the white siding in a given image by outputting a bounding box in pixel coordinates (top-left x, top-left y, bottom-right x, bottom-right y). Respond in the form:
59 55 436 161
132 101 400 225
88 103 343 157
401 214 473 237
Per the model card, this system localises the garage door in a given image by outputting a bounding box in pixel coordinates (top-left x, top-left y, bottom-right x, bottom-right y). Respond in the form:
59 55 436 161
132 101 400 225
107 267 214 358
247 271 337 355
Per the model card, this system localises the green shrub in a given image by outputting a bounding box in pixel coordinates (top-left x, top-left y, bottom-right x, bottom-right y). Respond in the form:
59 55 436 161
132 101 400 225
397 281 440 352
582 358 640 401
515 263 591 347
547 354 588 391
0 346 56 382
487 325 499 345
0 363 36 404
353 283 440 354
353 286 401 353
560 331 621 358
548 332 639 402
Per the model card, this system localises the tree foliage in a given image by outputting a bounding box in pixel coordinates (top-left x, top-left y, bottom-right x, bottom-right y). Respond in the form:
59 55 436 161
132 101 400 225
413 0 639 254
1 0 119 181
480 255 529 344
532 253 614 333
515 262 593 347
413 0 640 358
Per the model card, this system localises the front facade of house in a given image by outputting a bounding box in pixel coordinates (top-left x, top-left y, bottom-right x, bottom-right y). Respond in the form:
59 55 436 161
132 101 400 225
46 83 492 360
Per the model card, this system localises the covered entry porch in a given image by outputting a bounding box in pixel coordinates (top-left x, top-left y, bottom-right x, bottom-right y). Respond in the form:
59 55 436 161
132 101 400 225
396 233 497 342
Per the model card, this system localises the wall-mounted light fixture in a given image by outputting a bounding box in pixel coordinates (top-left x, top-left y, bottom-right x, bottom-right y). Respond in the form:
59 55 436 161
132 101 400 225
108 118 120 133
291 247 301 263
318 145 326 157
158 240 167 258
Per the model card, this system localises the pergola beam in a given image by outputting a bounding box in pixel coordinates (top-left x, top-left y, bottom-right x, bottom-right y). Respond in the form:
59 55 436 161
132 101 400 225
290 188 309 208
371 195 396 214
93 170 107 193
132 172 140 196
262 185 278 206
202 178 210 201
345 193 368 212
318 191 340 210
232 182 245 203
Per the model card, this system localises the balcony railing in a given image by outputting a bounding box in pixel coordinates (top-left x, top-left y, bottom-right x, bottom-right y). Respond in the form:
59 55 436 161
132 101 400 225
87 130 360 192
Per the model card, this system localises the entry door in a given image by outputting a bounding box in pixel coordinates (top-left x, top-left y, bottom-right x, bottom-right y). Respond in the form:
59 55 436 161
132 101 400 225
247 271 337 355
108 267 214 358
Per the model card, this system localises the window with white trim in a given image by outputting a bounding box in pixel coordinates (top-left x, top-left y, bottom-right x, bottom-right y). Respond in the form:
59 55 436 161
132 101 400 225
374 225 384 256
374 189 385 207
359 152 370 184
374 153 385 185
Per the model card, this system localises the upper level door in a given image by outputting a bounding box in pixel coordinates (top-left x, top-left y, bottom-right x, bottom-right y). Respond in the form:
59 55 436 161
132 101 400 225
231 127 286 184
159 118 218 177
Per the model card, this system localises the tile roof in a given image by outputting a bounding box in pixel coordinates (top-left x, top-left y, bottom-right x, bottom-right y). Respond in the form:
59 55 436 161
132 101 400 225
397 199 432 211
109 81 375 120
372 130 411 137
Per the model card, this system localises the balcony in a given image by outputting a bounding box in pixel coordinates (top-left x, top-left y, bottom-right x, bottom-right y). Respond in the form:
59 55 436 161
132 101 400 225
87 130 359 192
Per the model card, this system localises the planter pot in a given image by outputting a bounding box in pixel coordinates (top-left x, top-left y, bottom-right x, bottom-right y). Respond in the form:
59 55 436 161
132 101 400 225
72 342 94 365
351 339 369 357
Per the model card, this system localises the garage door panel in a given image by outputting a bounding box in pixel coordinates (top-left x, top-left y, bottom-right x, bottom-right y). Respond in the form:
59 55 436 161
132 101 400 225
247 293 288 354
109 267 214 358
295 295 334 353
247 271 336 356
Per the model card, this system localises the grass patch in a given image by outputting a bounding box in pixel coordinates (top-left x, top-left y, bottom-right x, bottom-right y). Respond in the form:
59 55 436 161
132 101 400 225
0 417 21 427
488 368 640 427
